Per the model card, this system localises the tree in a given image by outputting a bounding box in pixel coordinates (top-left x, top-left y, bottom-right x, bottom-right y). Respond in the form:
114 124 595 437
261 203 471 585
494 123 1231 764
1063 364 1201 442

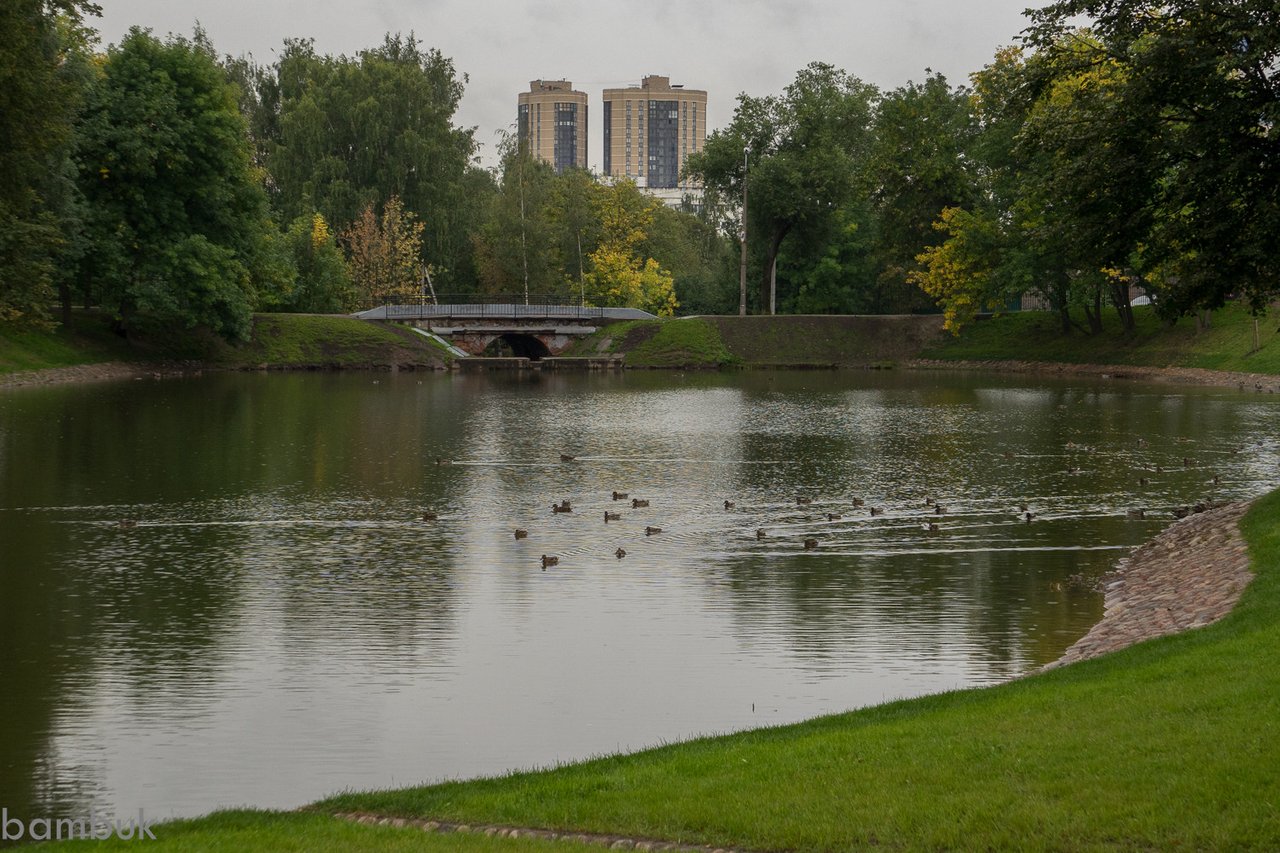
75 28 274 341
472 142 557 298
868 72 980 313
265 35 480 290
687 63 878 312
0 0 98 327
341 196 425 306
581 180 678 316
1027 0 1280 318
280 212 353 313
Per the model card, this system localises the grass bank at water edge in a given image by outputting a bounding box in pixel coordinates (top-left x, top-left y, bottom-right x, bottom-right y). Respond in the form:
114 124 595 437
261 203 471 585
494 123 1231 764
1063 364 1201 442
40 488 1280 850
926 301 1280 375
0 311 449 376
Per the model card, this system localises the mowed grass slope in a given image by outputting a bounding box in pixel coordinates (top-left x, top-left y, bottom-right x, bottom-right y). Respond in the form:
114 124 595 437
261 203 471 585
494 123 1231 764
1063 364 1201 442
312 489 1280 850
927 302 1280 374
0 312 448 374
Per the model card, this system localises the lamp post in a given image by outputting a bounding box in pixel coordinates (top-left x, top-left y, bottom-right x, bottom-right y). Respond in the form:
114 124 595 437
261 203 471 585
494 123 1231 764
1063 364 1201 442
738 145 750 316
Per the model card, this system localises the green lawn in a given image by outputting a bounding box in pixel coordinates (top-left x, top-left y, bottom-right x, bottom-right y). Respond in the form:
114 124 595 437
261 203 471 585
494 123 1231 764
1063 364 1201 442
927 302 1280 374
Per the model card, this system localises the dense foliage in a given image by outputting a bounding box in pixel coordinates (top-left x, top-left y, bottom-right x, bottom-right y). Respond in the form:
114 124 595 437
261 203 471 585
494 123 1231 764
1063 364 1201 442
0 2 1274 338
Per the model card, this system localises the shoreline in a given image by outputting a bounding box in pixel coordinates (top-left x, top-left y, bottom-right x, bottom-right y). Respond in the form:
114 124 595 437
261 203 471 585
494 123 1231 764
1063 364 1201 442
905 357 1280 392
1046 501 1255 669
6 354 1280 390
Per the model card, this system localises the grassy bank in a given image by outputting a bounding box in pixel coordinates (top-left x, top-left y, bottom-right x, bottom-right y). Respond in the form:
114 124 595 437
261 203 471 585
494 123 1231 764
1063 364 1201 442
926 301 1280 374
569 318 738 368
572 315 944 368
0 312 449 375
570 303 1279 376
41 488 1280 850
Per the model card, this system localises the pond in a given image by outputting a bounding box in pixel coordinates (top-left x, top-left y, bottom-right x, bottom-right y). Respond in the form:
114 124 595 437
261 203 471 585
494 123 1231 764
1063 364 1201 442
2 369 1277 823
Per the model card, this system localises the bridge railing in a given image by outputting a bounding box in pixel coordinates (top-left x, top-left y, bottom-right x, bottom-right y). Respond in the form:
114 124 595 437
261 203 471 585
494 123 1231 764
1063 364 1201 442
384 294 605 321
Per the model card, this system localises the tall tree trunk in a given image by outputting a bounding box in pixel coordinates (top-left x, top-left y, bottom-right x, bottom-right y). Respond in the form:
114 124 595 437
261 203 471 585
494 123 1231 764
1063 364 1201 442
1108 280 1135 334
760 224 791 311
59 281 72 328
1083 286 1104 334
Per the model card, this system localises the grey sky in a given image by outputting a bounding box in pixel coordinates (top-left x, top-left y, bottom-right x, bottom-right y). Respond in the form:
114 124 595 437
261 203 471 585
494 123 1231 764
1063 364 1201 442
92 0 1036 170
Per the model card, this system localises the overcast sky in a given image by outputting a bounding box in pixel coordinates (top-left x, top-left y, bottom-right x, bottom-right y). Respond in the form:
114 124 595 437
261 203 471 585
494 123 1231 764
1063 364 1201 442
92 0 1038 170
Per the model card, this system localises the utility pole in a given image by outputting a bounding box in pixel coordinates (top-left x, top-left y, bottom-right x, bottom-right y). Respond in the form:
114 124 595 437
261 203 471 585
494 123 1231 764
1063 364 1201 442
739 145 750 316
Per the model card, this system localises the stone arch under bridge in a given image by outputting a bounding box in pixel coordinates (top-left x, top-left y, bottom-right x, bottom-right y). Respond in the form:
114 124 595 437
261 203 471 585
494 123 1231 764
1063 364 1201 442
451 332 562 359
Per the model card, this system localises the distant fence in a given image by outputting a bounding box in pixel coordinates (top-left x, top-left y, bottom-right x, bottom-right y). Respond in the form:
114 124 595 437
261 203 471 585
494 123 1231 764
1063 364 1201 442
382 294 606 321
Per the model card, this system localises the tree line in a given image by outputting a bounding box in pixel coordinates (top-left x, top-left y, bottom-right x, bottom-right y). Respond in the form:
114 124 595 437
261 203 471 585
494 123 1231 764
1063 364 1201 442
2 0 1275 341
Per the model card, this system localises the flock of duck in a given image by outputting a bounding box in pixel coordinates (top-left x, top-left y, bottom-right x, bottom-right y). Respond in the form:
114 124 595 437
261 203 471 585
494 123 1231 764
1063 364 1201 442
413 447 1229 571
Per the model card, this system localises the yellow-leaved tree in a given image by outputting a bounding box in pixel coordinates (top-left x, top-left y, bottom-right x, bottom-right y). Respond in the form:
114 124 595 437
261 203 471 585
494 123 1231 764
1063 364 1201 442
908 206 1002 333
341 196 425 306
582 181 678 317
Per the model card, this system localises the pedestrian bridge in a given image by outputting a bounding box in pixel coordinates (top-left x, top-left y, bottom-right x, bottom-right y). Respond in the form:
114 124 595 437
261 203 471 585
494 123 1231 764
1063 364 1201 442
354 295 655 359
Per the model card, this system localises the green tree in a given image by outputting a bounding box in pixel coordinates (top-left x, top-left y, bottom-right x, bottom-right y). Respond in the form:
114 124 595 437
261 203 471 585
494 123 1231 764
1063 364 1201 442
687 63 878 312
0 0 98 327
472 143 558 299
1027 0 1280 318
868 72 980 313
265 35 479 290
75 28 274 340
282 213 353 313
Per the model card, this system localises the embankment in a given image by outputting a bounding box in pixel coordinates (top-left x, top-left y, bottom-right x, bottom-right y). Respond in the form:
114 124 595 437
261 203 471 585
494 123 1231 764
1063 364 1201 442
1 312 450 387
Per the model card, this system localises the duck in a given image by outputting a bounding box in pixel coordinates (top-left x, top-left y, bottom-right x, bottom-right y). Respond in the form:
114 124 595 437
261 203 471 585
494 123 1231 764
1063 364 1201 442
923 522 940 533
756 528 767 539
1172 506 1191 519
435 458 451 466
803 539 818 550
631 499 649 508
604 511 621 522
724 500 736 510
615 548 626 559
645 526 662 536
422 511 438 521
540 555 559 570
925 497 935 507
826 513 842 521
1025 511 1036 523
612 491 629 500
796 497 812 505
1126 509 1145 519
552 500 572 513
514 529 528 539
117 519 138 529
869 507 884 516
1138 476 1150 486
851 498 865 508
934 505 945 515
560 453 576 462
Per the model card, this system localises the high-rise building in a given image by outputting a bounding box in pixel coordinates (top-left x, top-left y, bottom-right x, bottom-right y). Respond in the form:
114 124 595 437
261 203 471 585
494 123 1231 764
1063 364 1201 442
602 75 707 204
517 80 588 173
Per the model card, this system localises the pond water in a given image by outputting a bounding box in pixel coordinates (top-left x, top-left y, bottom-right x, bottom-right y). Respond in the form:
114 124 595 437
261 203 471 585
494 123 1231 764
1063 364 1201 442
1 369 1277 823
